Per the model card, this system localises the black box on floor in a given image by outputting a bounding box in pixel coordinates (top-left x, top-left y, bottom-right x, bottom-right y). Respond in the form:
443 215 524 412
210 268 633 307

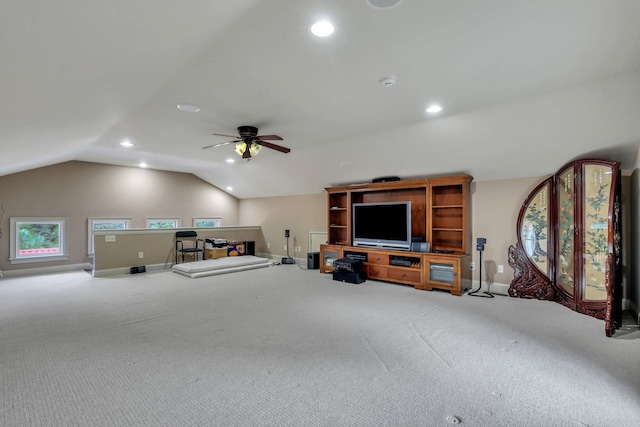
307 252 320 269
332 269 366 284
333 257 363 273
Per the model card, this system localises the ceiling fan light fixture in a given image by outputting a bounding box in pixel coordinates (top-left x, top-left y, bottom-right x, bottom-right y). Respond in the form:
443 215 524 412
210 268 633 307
249 142 262 156
234 141 262 157
234 142 247 156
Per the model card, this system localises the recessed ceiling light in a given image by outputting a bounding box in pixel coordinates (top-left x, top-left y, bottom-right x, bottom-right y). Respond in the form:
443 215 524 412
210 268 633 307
177 103 200 113
310 20 335 37
426 105 443 114
139 162 148 168
366 0 404 9
120 140 134 148
226 186 233 192
226 158 235 163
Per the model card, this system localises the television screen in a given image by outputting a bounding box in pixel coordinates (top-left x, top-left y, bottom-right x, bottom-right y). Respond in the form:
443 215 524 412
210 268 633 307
352 202 411 250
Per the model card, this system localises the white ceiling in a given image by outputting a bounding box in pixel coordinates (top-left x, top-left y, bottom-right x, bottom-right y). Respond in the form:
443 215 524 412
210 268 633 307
2 0 640 199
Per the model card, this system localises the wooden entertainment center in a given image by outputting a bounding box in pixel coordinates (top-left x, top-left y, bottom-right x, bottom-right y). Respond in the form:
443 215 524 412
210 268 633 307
320 175 472 296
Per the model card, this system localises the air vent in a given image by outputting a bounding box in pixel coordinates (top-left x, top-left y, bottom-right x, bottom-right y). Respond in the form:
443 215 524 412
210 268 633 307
366 0 404 10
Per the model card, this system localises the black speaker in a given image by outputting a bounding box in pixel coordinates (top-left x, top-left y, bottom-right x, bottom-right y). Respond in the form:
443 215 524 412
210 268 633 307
130 265 146 274
411 242 430 252
244 241 256 256
307 252 320 270
476 237 486 252
372 176 400 183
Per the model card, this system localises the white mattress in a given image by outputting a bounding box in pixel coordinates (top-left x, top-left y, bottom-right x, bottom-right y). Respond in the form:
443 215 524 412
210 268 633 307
172 256 271 278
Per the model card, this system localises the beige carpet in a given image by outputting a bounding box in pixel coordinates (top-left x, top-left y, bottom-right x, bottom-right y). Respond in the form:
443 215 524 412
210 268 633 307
1 266 639 426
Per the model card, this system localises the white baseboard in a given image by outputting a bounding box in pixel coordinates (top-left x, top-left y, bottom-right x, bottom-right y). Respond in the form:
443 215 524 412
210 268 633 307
468 280 509 296
0 263 94 278
255 252 307 266
626 299 640 326
93 263 170 278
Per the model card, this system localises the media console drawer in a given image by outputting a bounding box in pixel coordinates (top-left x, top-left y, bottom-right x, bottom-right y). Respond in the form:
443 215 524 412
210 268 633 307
367 264 421 285
367 253 389 265
388 268 421 284
367 264 388 279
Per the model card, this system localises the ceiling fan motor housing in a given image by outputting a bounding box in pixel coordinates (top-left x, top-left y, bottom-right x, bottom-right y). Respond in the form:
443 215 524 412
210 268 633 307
238 126 258 138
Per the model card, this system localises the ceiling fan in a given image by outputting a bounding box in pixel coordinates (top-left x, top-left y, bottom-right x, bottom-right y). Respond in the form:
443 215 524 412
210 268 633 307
202 125 290 159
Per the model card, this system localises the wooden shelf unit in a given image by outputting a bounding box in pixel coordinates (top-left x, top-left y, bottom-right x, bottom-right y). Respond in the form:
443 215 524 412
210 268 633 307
429 176 472 254
328 192 350 245
323 175 472 296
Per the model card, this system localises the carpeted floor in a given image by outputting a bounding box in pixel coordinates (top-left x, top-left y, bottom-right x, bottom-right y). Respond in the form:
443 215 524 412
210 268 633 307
1 266 639 426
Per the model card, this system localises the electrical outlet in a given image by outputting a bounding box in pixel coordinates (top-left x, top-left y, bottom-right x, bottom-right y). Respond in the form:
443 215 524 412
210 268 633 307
105 235 116 242
284 245 287 251
470 262 475 270
498 265 504 273
138 251 144 259
267 243 270 249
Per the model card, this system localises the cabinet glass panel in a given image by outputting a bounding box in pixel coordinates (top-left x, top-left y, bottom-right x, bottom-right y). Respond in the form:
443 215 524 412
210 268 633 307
322 248 339 268
520 183 550 276
429 261 454 284
557 167 574 296
582 164 612 301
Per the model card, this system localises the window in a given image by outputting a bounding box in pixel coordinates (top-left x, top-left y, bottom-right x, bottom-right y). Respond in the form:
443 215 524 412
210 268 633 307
10 217 68 264
146 218 181 229
193 218 222 227
88 218 131 256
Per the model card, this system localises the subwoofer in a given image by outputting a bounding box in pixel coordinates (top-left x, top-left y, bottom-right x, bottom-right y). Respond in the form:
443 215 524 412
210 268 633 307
307 252 320 270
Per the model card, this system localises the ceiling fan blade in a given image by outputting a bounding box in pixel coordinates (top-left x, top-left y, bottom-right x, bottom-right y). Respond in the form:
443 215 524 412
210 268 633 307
242 149 251 159
212 132 240 138
257 140 291 153
201 140 238 149
255 134 283 141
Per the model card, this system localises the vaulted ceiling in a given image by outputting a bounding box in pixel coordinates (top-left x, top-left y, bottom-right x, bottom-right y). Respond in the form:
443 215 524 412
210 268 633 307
2 1 640 198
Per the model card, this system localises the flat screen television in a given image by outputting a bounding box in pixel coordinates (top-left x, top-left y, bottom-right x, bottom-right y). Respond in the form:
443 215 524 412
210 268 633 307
352 201 411 250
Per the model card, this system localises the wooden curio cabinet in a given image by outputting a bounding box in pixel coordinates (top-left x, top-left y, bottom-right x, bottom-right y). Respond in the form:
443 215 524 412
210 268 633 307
508 159 622 336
